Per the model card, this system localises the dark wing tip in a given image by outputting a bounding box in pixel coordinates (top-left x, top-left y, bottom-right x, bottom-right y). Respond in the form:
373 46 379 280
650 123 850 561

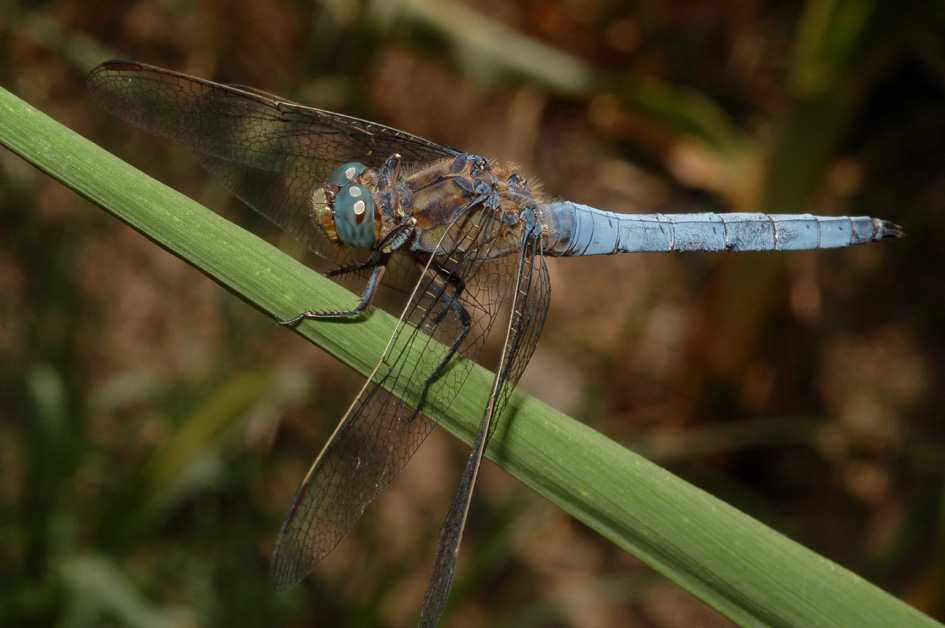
100 59 145 71
88 59 143 80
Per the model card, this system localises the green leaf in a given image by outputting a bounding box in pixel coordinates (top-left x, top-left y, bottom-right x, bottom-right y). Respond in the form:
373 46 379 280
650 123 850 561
1 83 937 628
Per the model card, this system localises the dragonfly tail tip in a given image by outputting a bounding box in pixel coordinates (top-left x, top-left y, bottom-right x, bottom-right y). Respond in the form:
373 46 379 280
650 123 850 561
875 219 904 240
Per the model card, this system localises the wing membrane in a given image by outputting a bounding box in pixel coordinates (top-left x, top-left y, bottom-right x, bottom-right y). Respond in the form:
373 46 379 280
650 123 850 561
88 60 458 175
419 234 551 627
87 60 459 264
88 62 554 619
270 202 529 590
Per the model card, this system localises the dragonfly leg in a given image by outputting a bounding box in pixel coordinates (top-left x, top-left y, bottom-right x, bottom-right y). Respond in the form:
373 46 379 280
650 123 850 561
277 260 387 324
325 220 415 282
324 260 374 280
406 264 472 422
324 248 396 280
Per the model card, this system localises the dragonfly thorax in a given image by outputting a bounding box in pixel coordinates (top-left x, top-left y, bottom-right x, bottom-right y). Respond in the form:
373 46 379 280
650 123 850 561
402 153 544 260
311 154 543 260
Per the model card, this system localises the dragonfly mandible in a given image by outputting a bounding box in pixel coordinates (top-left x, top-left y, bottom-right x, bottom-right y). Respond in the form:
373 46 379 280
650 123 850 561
87 60 902 627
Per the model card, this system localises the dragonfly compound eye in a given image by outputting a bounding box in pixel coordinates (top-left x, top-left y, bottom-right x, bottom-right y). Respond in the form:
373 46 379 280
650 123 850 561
329 162 368 186
334 183 376 249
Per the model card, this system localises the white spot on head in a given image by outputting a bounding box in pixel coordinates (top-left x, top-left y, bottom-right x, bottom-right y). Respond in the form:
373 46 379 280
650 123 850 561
344 166 358 181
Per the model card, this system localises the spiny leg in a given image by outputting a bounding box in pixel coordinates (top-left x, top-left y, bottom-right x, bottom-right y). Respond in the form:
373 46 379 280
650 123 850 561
322 218 416 282
405 261 472 423
419 237 551 628
324 259 377 280
278 256 388 324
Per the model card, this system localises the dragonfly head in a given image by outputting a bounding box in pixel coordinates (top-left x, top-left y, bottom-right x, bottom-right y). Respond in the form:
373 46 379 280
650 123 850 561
312 162 378 250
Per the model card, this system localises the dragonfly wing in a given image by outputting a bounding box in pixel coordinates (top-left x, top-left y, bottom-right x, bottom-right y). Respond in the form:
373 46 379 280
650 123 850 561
271 377 436 589
419 235 551 627
88 61 459 264
272 204 531 589
192 151 366 267
87 60 459 177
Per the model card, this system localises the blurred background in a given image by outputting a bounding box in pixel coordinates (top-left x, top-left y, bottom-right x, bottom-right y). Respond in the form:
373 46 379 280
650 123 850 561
2 0 944 626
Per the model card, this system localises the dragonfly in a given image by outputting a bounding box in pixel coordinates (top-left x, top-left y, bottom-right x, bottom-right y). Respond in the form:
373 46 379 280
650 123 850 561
88 60 902 627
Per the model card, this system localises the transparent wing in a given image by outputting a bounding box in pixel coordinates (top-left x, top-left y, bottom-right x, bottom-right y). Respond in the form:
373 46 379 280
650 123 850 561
270 202 534 590
87 60 459 265
419 234 551 627
88 60 552 611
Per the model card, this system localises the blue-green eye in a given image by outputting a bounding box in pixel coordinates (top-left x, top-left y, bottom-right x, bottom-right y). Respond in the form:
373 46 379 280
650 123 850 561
329 162 367 186
334 183 375 249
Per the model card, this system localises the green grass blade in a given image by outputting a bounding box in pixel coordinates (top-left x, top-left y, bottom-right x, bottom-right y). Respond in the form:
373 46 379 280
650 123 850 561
1 83 937 628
